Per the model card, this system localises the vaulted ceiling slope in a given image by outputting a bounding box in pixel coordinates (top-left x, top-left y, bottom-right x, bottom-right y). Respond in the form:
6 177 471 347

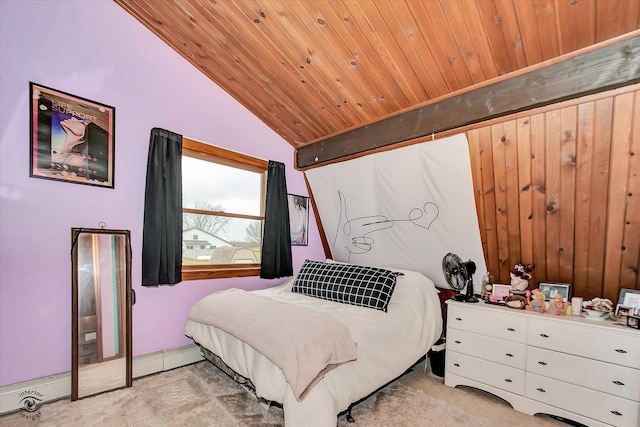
116 0 640 155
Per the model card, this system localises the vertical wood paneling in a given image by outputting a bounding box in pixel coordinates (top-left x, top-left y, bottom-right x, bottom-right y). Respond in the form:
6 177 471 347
479 126 500 277
531 113 548 282
467 129 488 266
623 93 640 289
467 86 640 303
516 117 534 276
504 121 522 275
559 106 577 284
491 123 510 282
604 93 634 298
586 98 613 294
544 110 562 280
573 102 595 298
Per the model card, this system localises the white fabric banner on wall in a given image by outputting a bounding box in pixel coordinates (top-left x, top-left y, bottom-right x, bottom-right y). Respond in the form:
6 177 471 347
305 133 486 292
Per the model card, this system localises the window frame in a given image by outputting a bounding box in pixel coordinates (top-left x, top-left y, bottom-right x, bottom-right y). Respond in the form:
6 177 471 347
181 138 267 281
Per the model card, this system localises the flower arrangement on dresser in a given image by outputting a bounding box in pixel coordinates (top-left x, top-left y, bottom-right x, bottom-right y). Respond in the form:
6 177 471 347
509 262 535 294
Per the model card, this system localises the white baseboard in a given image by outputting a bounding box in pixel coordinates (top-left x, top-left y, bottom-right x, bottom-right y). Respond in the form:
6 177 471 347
0 344 204 415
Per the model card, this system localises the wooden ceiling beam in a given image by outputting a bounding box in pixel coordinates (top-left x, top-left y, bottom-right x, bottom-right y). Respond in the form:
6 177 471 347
296 36 640 169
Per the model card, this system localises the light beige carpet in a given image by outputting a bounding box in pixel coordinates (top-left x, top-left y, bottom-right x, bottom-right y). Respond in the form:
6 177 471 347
1 360 570 427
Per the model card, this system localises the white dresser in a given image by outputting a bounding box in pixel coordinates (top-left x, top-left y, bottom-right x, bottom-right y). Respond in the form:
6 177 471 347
445 300 640 427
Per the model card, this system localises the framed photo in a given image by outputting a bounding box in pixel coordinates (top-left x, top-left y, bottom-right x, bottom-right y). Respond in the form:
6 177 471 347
615 305 633 317
288 194 309 246
617 288 640 315
30 82 115 188
491 284 511 301
538 281 571 302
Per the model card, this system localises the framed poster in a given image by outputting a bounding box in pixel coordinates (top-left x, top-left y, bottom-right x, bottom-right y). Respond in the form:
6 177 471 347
288 194 309 246
30 82 115 188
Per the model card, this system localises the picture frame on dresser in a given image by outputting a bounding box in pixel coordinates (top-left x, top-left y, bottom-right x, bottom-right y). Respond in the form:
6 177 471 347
617 288 640 316
615 305 633 317
491 284 511 301
537 281 570 302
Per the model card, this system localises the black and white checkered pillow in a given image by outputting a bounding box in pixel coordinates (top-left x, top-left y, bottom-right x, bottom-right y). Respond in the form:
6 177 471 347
291 260 402 312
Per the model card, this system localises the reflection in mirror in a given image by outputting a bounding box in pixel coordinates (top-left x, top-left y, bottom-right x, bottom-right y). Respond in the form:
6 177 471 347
71 228 132 400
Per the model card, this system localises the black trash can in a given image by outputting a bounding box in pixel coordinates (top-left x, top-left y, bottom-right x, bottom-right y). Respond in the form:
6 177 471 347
428 338 446 377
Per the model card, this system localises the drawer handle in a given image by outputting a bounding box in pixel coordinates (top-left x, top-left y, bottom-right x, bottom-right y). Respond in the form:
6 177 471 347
507 328 516 332
537 361 548 366
612 380 625 386
454 363 460 367
539 333 549 338
614 349 627 354
504 379 512 383
454 340 461 344
536 388 546 393
505 353 514 357
455 317 462 321
610 411 622 416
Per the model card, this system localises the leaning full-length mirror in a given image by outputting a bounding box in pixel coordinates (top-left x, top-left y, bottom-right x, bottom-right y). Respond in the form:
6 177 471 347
71 228 132 400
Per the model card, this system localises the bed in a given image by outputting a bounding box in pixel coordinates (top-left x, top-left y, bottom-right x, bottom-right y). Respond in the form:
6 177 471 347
184 260 443 426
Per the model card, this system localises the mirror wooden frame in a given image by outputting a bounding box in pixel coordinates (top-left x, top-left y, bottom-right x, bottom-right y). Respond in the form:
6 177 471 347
71 227 132 400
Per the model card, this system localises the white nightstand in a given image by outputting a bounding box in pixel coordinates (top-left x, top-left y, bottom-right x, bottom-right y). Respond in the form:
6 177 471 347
445 299 640 427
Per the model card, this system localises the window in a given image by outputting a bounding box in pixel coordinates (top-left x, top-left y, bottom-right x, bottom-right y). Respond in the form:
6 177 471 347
182 138 267 280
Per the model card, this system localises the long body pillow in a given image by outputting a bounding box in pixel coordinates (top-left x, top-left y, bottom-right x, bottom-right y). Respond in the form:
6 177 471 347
291 259 402 312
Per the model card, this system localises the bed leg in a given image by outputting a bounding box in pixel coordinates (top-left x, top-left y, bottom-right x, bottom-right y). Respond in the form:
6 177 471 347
346 404 355 423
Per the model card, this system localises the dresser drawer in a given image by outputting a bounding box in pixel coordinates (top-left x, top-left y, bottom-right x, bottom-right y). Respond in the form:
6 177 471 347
528 319 640 368
527 346 640 401
446 351 525 395
526 373 640 427
448 328 526 370
447 304 527 343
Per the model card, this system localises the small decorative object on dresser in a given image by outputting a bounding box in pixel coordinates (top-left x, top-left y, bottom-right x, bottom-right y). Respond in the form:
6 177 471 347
525 289 546 313
546 294 569 316
582 297 614 321
509 262 534 295
504 295 526 309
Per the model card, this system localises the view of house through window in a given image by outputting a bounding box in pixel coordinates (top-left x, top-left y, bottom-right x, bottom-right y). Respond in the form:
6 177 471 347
182 138 267 280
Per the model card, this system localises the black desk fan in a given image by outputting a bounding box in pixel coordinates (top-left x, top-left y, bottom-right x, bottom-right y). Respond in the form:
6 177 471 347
442 252 479 303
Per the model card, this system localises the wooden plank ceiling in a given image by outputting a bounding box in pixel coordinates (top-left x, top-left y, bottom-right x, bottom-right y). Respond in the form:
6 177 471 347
115 0 640 159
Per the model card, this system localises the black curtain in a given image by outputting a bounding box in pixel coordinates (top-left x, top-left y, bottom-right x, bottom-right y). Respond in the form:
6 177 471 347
142 128 183 286
260 161 293 279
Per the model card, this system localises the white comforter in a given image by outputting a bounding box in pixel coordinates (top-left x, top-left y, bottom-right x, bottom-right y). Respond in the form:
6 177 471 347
184 267 442 426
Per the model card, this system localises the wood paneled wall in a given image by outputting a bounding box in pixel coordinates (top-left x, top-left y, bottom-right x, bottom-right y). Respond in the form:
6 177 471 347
467 85 640 303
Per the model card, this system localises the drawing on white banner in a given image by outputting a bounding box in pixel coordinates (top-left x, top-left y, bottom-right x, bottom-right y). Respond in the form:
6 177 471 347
333 190 439 260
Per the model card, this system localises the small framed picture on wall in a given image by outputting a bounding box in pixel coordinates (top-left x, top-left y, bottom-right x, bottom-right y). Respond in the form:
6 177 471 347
288 194 309 246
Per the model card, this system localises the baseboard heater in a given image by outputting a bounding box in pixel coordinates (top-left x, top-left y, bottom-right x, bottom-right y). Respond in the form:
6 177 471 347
0 344 204 415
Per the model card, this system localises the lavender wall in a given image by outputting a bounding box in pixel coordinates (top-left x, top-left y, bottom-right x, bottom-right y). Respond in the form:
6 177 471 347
0 0 325 387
